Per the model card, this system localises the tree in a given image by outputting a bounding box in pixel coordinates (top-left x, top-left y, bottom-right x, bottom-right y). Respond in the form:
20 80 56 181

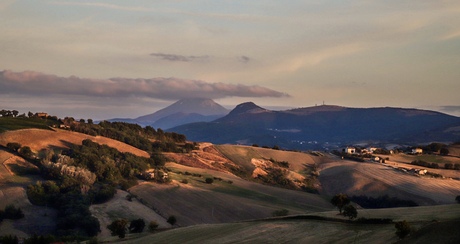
129 218 145 233
87 119 93 124
167 215 177 225
19 146 34 159
342 205 358 219
205 178 214 184
331 193 350 214
395 220 411 239
440 147 449 156
456 195 460 204
6 142 21 152
107 219 129 238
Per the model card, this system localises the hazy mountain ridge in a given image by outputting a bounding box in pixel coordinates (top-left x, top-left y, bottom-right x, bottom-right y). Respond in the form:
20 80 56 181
170 104 460 149
108 98 229 129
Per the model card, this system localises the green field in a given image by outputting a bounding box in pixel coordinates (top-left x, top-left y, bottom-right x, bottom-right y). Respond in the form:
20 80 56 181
0 117 53 133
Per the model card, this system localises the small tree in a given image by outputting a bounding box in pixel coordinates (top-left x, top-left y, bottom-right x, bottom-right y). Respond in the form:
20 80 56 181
205 178 214 184
456 195 460 204
395 220 411 239
129 218 145 233
331 193 350 214
342 205 358 219
167 215 177 225
148 221 159 232
107 219 129 238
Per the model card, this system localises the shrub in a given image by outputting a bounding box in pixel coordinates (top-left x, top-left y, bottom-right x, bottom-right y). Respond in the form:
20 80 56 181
129 218 145 233
167 215 177 225
205 178 214 184
456 195 460 204
343 205 358 219
272 209 289 217
107 219 129 238
148 221 159 232
395 220 411 239
181 179 188 184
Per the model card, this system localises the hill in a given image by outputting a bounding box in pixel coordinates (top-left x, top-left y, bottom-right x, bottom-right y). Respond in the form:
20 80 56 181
169 104 460 150
109 98 229 129
0 128 150 157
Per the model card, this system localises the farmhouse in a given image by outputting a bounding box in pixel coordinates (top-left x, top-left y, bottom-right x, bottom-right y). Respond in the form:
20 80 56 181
342 147 356 154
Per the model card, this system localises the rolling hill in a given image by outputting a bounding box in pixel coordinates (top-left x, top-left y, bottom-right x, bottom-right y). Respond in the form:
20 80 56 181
170 103 460 150
1 120 460 242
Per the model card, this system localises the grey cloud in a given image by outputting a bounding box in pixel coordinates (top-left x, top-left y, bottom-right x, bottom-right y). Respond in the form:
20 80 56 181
238 56 250 63
150 53 210 62
0 70 289 100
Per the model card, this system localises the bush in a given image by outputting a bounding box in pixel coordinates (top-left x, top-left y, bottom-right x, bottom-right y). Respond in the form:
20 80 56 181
129 218 145 233
205 178 214 184
167 215 177 225
342 205 358 219
456 195 460 204
107 219 129 238
148 221 159 232
395 220 411 239
181 179 188 184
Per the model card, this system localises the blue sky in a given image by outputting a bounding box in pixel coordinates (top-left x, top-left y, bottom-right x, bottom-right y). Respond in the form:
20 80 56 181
1 0 459 119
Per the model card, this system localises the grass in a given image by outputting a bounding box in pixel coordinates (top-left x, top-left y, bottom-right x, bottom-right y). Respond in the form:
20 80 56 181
0 117 53 133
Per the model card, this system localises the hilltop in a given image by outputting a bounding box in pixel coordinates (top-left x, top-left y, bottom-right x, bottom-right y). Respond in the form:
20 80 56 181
170 103 460 150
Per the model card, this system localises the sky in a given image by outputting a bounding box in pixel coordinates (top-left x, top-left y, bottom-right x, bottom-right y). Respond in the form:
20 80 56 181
1 0 460 120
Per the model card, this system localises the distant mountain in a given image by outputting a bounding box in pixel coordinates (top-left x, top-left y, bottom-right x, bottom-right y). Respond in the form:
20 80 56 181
108 98 229 129
169 103 460 150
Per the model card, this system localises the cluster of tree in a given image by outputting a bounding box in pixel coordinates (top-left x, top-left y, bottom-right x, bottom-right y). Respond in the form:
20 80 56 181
416 143 449 155
0 204 24 222
330 194 357 219
0 109 19 117
268 158 290 168
108 218 153 238
256 167 297 189
444 163 460 170
411 160 460 170
332 151 366 162
26 179 100 237
350 195 418 209
61 139 156 188
69 121 196 153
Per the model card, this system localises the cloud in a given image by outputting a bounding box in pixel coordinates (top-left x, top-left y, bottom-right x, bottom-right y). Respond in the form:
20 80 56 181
0 70 289 100
238 56 251 63
150 53 210 62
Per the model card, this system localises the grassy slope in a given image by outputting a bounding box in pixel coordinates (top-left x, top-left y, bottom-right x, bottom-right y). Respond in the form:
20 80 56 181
120 204 460 244
319 159 460 205
130 162 332 227
0 149 57 237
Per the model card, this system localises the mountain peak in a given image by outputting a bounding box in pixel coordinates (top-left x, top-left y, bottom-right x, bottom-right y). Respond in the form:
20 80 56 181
228 102 268 116
135 98 229 123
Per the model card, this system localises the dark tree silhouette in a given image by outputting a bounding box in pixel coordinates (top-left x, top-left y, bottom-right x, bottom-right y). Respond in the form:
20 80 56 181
343 205 357 219
108 219 129 238
331 193 350 213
